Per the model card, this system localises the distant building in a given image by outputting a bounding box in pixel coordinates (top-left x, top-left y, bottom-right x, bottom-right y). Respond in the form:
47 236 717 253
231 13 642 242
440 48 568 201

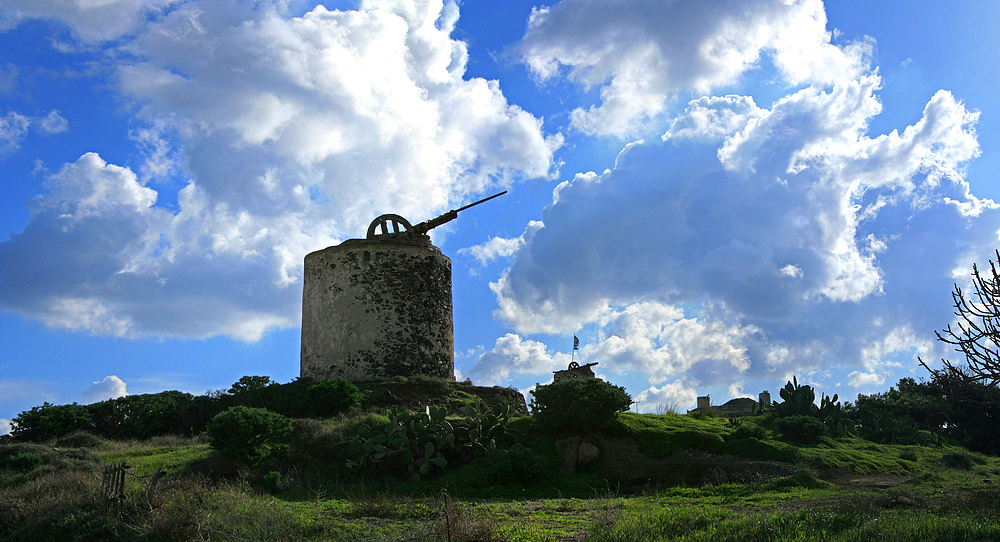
688 391 770 417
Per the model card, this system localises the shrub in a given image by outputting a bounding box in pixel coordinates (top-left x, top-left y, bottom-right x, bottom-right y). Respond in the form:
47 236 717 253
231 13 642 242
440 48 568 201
228 375 273 395
306 379 363 417
11 402 92 441
233 378 362 418
728 423 767 441
87 391 196 440
774 415 827 444
489 443 548 484
55 431 102 449
206 406 292 465
529 379 633 434
2 451 43 472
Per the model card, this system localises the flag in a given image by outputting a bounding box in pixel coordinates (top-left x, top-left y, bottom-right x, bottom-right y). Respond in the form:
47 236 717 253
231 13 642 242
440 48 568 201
573 335 579 350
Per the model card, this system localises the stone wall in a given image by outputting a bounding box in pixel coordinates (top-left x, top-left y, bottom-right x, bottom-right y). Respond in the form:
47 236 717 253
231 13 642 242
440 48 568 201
300 236 454 381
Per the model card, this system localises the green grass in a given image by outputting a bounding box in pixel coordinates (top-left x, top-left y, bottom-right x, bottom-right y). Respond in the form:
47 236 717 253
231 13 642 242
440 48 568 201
616 412 731 457
5 409 1000 541
97 440 213 474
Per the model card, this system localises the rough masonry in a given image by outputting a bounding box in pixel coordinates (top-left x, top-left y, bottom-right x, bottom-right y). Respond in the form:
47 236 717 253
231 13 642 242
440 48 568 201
300 234 454 381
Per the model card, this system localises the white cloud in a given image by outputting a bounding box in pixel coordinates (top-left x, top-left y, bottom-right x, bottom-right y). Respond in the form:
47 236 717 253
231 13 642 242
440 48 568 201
664 95 765 142
469 333 568 386
0 418 9 436
494 14 996 386
0 0 559 340
519 0 868 136
459 221 543 267
588 302 755 386
37 110 68 134
82 375 128 404
2 0 181 42
0 109 65 156
847 370 884 389
635 381 698 412
0 111 29 154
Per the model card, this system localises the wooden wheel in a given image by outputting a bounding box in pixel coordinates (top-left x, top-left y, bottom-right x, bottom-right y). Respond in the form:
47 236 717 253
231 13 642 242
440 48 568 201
367 214 412 238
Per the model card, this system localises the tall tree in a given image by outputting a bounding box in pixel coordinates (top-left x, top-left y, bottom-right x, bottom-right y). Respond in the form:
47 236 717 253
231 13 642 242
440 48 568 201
930 249 1000 386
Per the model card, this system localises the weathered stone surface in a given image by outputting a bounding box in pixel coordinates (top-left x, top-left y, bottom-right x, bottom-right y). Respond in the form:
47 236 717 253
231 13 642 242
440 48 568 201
555 436 583 473
577 441 601 466
300 236 454 381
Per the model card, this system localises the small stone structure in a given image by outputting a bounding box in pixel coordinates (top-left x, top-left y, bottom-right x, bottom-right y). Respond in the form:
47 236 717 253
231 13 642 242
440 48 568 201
689 391 770 417
552 361 598 381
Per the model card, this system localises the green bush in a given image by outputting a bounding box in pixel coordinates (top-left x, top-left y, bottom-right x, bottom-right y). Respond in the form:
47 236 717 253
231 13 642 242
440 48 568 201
774 415 827 444
87 391 195 440
206 406 292 465
489 443 548 484
529 379 633 434
228 375 273 395
11 402 92 442
774 376 816 418
2 451 43 472
306 379 364 417
728 423 767 441
233 377 362 418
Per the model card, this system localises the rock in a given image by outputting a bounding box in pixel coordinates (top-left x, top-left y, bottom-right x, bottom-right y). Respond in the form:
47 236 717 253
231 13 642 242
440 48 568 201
555 436 583 473
577 441 601 466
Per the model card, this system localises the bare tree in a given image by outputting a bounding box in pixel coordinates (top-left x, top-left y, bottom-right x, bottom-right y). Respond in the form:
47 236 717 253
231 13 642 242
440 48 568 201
933 249 1000 387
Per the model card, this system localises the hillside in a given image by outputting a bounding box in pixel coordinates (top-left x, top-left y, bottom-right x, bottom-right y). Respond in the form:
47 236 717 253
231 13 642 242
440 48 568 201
2 377 1000 541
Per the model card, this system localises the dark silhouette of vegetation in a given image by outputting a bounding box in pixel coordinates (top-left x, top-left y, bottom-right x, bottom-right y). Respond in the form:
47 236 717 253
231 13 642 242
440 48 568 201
932 249 1000 386
227 375 273 395
769 376 852 440
774 415 827 444
529 378 633 434
9 376 362 443
849 371 1000 453
10 402 91 442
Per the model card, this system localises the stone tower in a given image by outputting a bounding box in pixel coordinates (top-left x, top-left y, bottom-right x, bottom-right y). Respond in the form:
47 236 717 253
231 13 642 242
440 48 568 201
300 192 505 382
300 234 453 381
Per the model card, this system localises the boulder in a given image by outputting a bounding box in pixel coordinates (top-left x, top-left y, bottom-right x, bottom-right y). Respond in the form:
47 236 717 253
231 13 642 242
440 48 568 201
577 441 601 466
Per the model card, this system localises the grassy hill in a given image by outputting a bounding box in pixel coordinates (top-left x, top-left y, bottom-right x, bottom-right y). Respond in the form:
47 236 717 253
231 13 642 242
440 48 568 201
2 378 1000 541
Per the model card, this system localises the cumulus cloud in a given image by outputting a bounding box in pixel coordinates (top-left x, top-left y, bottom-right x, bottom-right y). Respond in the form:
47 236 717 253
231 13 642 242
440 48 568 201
0 0 559 340
493 43 997 387
635 381 698 413
469 333 567 386
589 302 755 386
459 221 543 267
82 375 128 404
2 0 181 42
0 418 9 435
519 0 868 136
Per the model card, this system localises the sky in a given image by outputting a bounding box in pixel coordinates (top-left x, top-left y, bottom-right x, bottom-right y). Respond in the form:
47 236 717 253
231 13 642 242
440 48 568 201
2 0 1000 434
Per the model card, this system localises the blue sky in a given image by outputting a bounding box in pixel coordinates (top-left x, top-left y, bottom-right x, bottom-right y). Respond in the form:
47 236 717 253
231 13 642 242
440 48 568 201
2 0 999 434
